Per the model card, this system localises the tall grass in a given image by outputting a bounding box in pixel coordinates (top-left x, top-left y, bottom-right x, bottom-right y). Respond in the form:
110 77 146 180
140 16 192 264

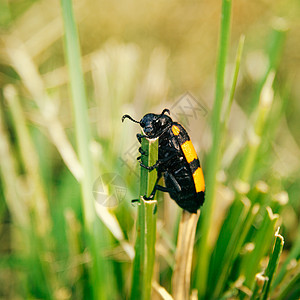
130 137 158 300
60 1 106 298
196 1 232 296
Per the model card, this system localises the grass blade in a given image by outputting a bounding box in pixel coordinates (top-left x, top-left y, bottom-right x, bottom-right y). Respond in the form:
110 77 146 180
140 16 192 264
208 197 249 292
60 1 107 298
273 224 300 288
240 71 275 183
276 262 300 300
60 0 95 228
250 273 268 300
249 21 288 113
130 137 158 300
4 85 51 235
240 207 279 289
223 34 245 127
210 200 260 298
260 228 284 300
0 94 29 227
3 86 55 298
196 1 232 297
172 210 200 300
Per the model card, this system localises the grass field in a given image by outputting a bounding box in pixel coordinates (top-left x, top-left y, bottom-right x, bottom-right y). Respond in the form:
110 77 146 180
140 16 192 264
0 0 300 299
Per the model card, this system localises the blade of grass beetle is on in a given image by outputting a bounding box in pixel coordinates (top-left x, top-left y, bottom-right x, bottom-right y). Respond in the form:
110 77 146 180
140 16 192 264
130 137 158 300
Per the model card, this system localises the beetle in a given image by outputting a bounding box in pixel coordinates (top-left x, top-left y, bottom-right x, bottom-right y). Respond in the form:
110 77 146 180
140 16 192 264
122 108 205 213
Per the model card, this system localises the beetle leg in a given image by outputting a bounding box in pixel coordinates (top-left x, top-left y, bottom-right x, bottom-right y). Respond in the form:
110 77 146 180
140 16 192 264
140 160 161 171
140 152 177 171
143 185 174 200
131 198 140 206
144 172 181 200
137 133 147 143
136 146 148 161
139 147 147 155
143 169 182 200
164 171 181 192
142 174 162 200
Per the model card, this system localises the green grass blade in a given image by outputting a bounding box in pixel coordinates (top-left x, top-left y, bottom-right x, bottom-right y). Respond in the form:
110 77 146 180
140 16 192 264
4 86 55 299
273 224 300 288
208 197 249 292
211 200 260 298
130 137 158 300
196 1 232 297
4 85 51 235
64 209 84 294
0 92 29 227
223 34 245 127
260 229 284 300
60 1 107 298
60 0 95 228
249 22 288 113
240 71 275 183
250 273 268 300
240 207 279 289
276 262 300 300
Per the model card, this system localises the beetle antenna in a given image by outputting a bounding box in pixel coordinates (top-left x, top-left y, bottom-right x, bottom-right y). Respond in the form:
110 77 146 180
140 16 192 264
122 114 140 124
160 108 170 116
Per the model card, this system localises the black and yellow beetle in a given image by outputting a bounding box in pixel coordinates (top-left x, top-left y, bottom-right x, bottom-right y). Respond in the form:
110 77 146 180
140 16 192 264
122 108 205 213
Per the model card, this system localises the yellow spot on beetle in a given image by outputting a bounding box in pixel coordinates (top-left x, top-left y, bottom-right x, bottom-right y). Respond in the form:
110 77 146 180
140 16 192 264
181 140 198 163
172 125 180 136
193 167 205 193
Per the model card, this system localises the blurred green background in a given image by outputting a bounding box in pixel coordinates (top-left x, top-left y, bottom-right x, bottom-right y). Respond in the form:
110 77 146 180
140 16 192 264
0 0 300 299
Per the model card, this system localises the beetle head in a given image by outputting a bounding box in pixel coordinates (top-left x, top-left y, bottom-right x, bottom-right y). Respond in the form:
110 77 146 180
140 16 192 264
122 108 172 139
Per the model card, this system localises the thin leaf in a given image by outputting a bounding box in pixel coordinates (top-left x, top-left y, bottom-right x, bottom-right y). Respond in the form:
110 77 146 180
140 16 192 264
260 228 284 299
60 1 108 298
196 1 232 297
240 207 279 289
130 137 158 300
172 210 200 300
